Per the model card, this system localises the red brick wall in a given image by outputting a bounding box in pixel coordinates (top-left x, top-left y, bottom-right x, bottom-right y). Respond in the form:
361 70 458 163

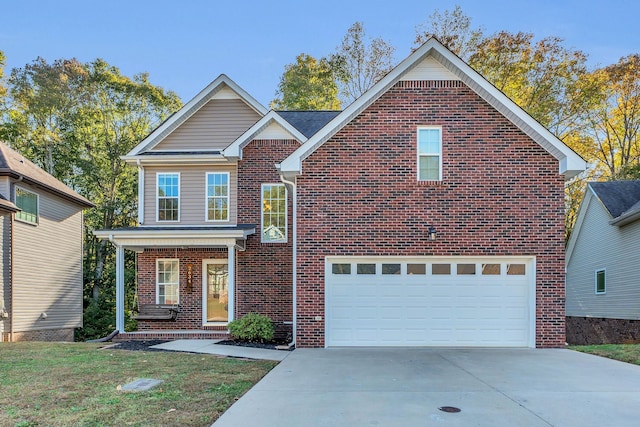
236 140 297 330
137 248 227 330
295 80 566 348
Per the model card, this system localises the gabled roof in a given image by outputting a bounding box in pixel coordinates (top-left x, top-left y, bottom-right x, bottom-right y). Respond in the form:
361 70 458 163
0 142 94 208
277 111 341 138
590 180 640 226
223 111 308 159
127 74 268 157
278 37 586 180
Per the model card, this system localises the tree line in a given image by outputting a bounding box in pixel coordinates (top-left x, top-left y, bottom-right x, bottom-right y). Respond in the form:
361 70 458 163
1 6 638 339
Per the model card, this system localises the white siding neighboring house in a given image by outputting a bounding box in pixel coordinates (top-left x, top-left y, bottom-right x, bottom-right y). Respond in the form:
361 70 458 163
566 180 640 344
0 142 94 342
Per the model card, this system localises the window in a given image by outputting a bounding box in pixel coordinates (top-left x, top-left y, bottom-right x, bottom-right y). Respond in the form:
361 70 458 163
407 264 426 275
157 259 179 304
206 173 229 221
357 264 376 275
595 269 606 294
432 264 451 275
417 127 442 181
332 264 351 275
262 184 287 242
382 264 401 275
482 264 501 275
457 264 476 275
15 187 38 224
507 264 526 276
157 173 179 221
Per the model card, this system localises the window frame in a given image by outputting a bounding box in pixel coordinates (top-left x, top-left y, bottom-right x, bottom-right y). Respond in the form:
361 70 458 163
156 172 180 223
595 268 606 295
205 172 230 222
417 126 443 181
14 186 39 225
261 183 287 243
156 258 180 304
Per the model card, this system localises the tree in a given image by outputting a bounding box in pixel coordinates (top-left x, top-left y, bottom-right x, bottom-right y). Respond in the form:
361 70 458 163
271 53 341 110
582 55 640 178
469 32 593 139
0 51 6 105
414 5 484 60
6 58 89 178
330 22 395 105
2 57 181 338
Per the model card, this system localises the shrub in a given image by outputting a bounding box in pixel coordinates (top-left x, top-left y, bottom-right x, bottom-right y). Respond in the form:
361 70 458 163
228 313 275 343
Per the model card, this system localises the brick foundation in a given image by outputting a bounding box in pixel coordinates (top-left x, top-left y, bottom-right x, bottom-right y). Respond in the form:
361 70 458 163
566 316 640 345
10 328 75 342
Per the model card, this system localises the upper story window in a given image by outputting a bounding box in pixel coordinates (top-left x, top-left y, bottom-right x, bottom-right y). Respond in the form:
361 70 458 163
417 127 442 181
15 187 38 224
262 184 287 243
206 172 229 221
157 173 180 222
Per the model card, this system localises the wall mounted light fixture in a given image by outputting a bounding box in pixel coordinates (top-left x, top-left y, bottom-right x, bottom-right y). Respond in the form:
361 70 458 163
427 225 437 241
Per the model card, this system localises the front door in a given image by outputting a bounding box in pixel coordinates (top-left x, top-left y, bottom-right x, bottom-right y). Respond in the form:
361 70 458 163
203 260 229 323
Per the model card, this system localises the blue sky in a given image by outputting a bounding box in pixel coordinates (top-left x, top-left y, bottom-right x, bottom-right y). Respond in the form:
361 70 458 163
2 0 637 106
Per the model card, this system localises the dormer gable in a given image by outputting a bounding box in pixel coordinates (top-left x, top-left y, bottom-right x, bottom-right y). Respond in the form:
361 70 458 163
125 75 267 160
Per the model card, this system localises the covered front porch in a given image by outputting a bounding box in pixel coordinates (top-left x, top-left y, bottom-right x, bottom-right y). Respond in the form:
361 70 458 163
93 226 255 337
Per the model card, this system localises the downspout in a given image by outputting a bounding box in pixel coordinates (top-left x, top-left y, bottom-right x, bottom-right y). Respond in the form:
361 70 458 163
279 174 297 347
137 160 144 225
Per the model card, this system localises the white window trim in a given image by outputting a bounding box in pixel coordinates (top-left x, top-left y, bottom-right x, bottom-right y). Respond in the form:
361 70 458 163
205 172 230 222
595 268 606 295
416 126 443 181
14 185 39 225
156 172 180 223
261 183 287 243
156 258 180 304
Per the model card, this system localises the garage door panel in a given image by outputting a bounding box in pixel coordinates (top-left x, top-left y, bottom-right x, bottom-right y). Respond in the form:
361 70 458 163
326 257 534 347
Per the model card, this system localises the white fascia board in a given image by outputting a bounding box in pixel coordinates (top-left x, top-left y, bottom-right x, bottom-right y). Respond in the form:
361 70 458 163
127 74 267 156
93 227 255 248
279 37 586 179
223 111 307 159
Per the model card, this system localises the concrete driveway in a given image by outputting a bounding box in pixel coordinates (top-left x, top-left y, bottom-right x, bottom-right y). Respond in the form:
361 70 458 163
213 347 640 427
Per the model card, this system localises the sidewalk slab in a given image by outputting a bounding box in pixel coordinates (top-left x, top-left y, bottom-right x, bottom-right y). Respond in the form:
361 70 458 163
150 340 290 361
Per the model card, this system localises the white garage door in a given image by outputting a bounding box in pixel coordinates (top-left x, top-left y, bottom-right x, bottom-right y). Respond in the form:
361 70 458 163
325 257 534 347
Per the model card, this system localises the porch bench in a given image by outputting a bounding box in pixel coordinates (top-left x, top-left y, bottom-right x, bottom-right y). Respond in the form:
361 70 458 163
133 304 180 321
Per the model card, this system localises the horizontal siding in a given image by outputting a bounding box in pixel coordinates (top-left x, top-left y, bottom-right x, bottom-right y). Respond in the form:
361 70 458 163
0 214 9 336
566 194 640 319
143 165 238 226
0 176 10 199
401 57 460 81
11 182 84 332
153 98 261 151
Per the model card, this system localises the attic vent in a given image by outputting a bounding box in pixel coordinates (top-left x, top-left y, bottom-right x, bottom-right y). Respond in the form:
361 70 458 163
20 157 24 163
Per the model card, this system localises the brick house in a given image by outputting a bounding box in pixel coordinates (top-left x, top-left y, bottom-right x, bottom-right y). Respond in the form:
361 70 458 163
95 38 585 348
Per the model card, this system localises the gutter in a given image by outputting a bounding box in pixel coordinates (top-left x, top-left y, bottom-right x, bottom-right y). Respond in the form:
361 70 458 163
609 209 640 227
137 160 144 225
9 212 14 342
279 170 297 347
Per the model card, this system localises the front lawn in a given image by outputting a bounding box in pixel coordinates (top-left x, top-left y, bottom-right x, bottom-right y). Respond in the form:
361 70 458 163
0 342 276 427
569 343 640 366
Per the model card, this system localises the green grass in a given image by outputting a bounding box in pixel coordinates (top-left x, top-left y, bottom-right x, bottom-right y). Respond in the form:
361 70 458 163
569 343 640 366
0 342 276 427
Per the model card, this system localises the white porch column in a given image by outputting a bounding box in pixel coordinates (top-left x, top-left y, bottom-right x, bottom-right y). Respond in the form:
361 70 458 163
115 245 125 333
227 244 235 322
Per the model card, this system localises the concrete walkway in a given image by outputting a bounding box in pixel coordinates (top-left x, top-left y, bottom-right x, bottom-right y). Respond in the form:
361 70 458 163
150 339 290 361
213 347 640 427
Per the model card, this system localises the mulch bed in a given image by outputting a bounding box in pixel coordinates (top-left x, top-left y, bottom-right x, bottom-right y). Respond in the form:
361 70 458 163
106 339 294 352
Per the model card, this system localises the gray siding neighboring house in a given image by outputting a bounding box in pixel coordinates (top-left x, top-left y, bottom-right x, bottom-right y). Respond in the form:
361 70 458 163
0 142 94 342
566 181 640 344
